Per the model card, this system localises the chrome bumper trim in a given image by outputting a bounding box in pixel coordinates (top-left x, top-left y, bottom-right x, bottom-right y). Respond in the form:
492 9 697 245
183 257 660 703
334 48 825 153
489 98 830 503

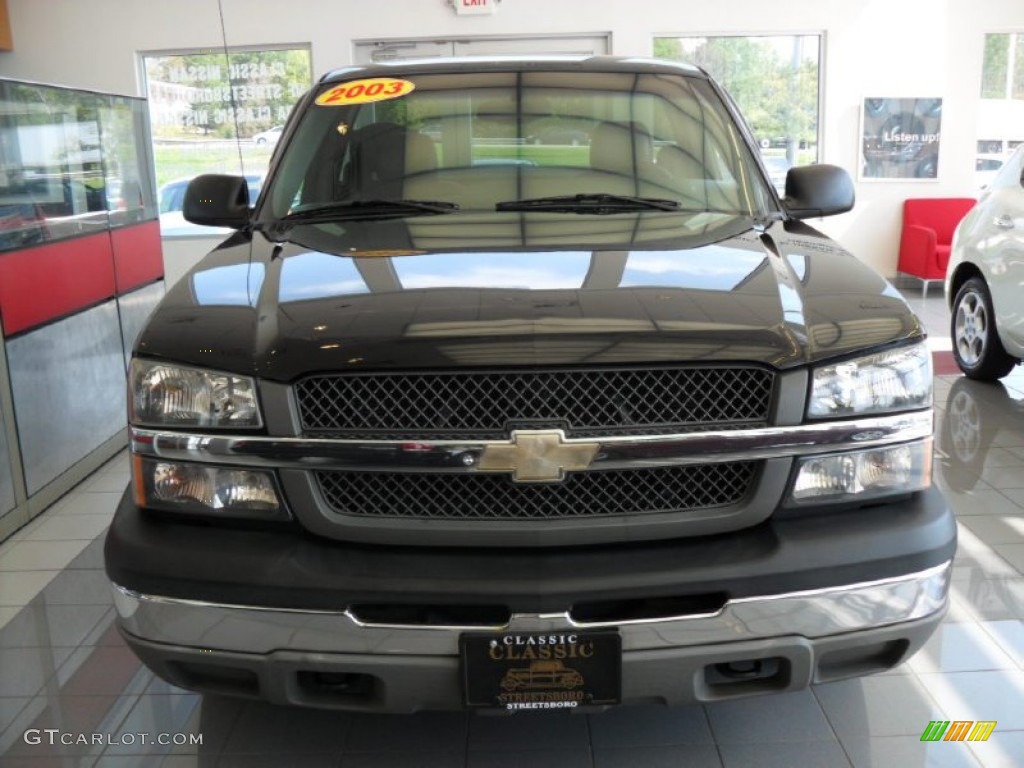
111 560 951 655
129 410 933 474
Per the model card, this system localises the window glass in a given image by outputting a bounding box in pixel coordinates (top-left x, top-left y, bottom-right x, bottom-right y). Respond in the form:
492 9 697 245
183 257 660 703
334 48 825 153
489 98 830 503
654 34 821 192
141 47 312 236
264 70 773 219
986 145 1024 192
0 81 154 253
100 96 158 227
982 33 1024 100
976 33 1024 190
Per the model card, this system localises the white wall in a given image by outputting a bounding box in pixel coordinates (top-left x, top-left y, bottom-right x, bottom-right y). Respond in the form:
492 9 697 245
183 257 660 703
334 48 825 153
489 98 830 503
2 0 1023 277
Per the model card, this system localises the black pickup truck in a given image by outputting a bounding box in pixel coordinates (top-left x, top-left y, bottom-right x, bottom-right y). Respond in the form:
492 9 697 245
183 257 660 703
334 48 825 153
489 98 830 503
105 56 955 713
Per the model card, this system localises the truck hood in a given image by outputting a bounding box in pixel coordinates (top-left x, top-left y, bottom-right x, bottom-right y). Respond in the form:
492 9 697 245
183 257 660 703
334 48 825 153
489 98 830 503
136 213 923 381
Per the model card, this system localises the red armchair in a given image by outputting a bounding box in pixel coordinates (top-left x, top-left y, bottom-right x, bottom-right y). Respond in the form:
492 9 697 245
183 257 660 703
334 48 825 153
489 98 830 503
898 197 976 297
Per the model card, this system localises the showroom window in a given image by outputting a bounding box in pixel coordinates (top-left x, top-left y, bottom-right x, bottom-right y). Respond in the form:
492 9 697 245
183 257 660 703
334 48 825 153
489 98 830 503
975 33 1024 189
0 80 156 253
654 34 821 191
140 46 312 235
981 32 1024 100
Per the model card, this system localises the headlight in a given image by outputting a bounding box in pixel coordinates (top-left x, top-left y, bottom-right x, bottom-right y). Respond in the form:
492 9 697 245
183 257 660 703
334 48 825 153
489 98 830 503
132 457 288 520
130 360 262 428
788 439 932 505
808 342 931 418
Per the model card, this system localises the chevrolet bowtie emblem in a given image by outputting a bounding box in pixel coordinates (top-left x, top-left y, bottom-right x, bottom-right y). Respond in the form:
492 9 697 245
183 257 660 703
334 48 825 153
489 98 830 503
478 430 599 483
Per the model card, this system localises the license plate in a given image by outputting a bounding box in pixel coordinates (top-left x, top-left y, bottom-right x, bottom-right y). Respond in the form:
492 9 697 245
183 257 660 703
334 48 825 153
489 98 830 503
460 630 621 710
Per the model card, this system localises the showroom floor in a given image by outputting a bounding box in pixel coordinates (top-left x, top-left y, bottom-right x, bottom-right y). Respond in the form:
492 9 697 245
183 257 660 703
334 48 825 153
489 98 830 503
0 290 1022 768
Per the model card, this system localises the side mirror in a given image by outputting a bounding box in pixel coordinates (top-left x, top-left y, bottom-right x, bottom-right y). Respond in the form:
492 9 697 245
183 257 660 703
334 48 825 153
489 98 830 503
782 164 855 220
183 174 251 228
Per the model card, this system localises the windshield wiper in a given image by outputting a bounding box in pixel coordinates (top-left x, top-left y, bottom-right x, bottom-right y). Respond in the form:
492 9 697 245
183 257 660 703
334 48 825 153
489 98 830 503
262 199 459 231
495 193 680 213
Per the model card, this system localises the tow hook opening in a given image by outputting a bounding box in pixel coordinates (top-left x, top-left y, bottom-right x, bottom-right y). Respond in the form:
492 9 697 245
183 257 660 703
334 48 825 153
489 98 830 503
297 670 377 701
704 656 789 696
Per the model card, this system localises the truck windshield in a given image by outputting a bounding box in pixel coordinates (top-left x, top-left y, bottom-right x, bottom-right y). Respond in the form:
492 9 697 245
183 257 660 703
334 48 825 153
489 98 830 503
260 69 774 223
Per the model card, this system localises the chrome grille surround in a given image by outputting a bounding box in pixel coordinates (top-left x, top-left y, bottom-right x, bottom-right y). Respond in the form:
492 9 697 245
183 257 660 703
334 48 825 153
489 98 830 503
129 410 935 545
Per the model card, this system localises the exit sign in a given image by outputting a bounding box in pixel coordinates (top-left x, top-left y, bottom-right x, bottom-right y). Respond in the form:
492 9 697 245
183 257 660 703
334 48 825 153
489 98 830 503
454 0 497 15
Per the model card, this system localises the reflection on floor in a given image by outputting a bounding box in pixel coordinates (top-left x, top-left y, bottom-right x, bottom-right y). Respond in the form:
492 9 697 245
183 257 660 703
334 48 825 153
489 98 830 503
0 291 1022 767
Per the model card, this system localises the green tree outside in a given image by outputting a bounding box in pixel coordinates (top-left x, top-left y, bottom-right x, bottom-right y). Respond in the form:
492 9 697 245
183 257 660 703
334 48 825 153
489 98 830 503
654 35 819 165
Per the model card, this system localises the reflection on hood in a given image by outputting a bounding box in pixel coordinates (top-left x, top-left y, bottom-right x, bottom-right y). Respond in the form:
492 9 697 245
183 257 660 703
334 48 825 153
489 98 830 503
140 212 922 380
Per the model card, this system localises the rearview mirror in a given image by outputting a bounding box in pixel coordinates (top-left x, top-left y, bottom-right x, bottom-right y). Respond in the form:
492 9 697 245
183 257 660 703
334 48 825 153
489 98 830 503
183 174 251 228
782 165 855 220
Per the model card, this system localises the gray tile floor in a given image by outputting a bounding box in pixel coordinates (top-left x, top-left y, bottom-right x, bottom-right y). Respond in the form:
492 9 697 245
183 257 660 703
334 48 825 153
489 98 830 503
1 289 1022 767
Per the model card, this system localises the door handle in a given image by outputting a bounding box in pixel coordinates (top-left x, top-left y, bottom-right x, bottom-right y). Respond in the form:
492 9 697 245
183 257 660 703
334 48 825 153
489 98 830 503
995 214 1015 229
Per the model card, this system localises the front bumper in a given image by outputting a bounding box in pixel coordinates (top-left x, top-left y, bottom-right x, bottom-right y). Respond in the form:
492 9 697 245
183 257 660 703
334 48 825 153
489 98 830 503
113 564 950 711
105 485 956 711
105 486 956 611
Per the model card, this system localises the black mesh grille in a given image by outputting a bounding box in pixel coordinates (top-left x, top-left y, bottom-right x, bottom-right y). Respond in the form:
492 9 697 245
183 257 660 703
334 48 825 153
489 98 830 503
315 462 757 521
295 367 775 439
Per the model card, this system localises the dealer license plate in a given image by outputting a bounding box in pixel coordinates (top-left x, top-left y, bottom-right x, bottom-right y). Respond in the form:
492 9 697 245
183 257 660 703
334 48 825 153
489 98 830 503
460 630 621 710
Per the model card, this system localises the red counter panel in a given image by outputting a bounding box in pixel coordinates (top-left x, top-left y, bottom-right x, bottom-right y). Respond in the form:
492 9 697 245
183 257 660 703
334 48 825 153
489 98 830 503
0 220 163 337
112 220 163 293
0 232 117 337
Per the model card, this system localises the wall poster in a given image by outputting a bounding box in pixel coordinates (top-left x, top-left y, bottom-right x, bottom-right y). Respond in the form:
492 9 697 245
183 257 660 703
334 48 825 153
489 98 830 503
860 97 943 181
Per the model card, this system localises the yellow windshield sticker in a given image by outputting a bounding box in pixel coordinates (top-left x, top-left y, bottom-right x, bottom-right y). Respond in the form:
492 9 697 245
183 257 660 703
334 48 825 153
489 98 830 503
315 78 415 106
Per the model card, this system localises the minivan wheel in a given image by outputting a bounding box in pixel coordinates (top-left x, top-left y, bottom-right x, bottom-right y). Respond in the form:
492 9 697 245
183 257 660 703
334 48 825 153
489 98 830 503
951 277 1017 380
